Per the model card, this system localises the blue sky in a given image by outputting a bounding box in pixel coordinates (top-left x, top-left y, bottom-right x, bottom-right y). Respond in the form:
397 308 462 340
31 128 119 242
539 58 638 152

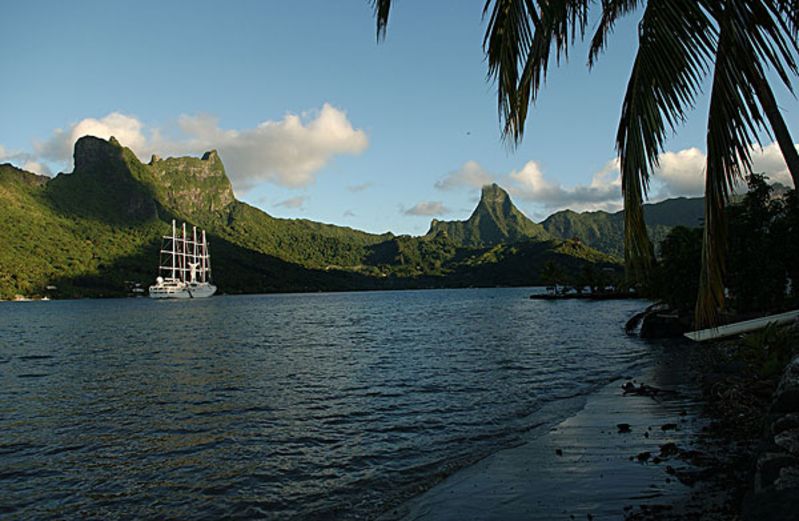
2 1 798 235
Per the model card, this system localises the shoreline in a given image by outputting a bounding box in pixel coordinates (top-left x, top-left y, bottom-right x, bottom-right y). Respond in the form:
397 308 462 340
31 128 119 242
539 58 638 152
378 344 725 520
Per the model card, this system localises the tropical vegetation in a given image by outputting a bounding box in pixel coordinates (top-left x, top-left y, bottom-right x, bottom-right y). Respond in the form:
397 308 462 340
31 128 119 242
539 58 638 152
651 174 799 318
0 136 618 299
372 0 799 326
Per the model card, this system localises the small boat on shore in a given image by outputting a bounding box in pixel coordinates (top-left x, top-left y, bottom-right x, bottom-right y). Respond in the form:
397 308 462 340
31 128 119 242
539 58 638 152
149 220 216 299
684 309 799 342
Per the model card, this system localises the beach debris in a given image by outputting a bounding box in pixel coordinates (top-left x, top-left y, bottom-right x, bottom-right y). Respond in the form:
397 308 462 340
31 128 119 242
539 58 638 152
618 423 632 433
659 442 680 458
636 451 651 462
621 381 678 398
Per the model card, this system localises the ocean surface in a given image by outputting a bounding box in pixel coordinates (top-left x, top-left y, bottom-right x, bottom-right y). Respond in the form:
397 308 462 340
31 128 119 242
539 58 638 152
0 288 652 520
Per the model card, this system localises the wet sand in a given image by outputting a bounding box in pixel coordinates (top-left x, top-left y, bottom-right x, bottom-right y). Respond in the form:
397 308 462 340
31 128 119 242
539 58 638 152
379 347 718 520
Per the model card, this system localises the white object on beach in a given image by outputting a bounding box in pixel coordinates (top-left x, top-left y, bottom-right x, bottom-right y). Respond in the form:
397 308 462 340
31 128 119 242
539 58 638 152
684 309 799 342
149 220 217 299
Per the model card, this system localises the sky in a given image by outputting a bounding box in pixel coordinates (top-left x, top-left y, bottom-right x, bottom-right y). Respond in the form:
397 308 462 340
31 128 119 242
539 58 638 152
2 1 798 235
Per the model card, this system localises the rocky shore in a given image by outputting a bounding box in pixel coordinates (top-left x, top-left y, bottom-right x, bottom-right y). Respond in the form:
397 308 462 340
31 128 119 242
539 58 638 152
742 354 799 520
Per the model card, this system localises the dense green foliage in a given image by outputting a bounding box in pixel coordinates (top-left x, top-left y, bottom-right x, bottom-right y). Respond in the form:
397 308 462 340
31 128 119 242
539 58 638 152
0 136 619 299
541 197 705 259
740 323 798 379
649 226 703 311
651 174 799 317
725 175 795 314
426 184 551 247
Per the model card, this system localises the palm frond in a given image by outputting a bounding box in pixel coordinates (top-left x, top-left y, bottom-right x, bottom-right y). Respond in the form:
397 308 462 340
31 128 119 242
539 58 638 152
484 0 591 145
372 0 393 41
616 0 715 277
775 0 799 43
588 0 643 68
695 0 798 327
483 0 537 144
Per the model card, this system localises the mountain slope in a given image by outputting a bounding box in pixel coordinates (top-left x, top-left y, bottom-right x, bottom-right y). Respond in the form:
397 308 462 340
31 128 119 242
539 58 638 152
426 183 551 247
541 197 705 258
0 136 618 299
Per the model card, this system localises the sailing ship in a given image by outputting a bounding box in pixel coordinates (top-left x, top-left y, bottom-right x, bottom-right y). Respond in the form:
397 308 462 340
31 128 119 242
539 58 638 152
149 220 217 299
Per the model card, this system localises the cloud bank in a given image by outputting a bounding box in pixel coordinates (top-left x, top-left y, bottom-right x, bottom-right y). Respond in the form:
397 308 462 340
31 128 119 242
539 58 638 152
0 144 52 175
435 142 797 215
435 160 493 191
403 201 451 216
274 196 307 209
22 104 368 192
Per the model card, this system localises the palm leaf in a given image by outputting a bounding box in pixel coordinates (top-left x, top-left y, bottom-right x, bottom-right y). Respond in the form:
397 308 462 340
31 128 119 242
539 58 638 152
484 0 591 144
372 0 393 41
696 0 799 327
588 0 643 68
616 0 715 277
777 0 799 37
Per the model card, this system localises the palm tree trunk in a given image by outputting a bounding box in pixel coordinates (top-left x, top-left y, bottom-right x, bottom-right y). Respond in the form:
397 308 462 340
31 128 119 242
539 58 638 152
754 74 799 188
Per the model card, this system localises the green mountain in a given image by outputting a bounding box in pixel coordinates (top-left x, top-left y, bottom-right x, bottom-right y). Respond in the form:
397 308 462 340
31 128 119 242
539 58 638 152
541 197 705 258
0 136 618 299
426 183 551 247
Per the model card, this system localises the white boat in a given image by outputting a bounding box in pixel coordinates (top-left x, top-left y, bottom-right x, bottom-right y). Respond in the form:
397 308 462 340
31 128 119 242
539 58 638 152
149 220 217 299
684 309 799 342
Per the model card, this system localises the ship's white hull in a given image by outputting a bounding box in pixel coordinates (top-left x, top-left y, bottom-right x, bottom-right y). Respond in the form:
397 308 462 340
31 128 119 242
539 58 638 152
148 282 217 299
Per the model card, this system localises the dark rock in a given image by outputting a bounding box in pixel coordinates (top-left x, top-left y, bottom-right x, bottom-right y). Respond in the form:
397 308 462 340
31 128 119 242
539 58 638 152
636 451 651 462
774 429 799 456
555 448 563 456
772 357 799 414
773 414 799 435
622 381 678 397
743 486 799 520
618 423 632 433
755 452 799 491
659 442 680 458
661 423 678 431
640 312 688 339
775 466 799 491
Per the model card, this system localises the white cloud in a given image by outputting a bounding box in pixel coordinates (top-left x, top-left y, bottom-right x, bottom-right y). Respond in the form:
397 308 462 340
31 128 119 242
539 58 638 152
274 196 307 209
347 182 373 192
751 142 797 187
652 147 707 198
435 160 494 191
403 201 451 216
24 104 368 192
36 112 147 165
0 144 52 175
652 143 797 198
507 159 623 212
454 141 798 215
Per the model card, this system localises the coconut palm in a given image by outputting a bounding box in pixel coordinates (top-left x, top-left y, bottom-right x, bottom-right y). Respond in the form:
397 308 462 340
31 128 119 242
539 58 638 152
372 0 799 327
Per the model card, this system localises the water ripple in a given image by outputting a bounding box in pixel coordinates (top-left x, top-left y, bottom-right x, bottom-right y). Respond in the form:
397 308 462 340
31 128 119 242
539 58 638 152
0 288 652 520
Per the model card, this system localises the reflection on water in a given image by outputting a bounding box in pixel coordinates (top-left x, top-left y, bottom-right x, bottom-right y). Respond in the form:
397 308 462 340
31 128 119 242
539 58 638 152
0 288 651 520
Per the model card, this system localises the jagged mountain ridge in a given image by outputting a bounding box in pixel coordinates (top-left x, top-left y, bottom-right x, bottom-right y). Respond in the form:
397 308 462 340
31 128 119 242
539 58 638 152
0 136 618 298
426 183 552 247
541 198 705 258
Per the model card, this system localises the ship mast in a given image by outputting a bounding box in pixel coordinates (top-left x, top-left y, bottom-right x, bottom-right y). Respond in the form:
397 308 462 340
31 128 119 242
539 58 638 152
203 230 210 282
181 222 187 283
171 219 177 280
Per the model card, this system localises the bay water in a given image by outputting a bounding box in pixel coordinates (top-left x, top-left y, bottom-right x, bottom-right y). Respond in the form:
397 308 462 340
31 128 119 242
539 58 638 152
0 288 651 519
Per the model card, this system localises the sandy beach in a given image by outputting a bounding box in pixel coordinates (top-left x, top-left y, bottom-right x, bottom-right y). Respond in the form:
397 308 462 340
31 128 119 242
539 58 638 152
379 344 731 520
